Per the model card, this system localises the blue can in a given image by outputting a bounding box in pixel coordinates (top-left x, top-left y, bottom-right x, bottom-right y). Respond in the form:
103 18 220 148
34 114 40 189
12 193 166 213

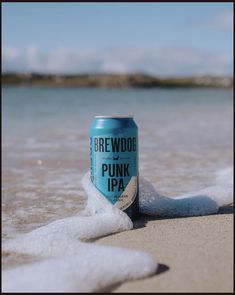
90 116 139 219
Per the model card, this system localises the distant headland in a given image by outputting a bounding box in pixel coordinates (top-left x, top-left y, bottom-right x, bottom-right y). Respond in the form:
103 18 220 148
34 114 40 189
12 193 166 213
2 73 233 88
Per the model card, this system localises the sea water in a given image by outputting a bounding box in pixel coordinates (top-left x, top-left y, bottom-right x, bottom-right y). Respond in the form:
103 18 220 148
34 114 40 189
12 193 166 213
2 87 233 292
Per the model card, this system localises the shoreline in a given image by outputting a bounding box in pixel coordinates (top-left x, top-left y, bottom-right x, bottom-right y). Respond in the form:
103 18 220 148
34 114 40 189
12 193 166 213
2 73 233 88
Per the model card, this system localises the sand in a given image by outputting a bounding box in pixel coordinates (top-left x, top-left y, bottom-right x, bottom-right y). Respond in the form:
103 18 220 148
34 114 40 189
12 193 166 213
96 208 233 293
3 172 233 292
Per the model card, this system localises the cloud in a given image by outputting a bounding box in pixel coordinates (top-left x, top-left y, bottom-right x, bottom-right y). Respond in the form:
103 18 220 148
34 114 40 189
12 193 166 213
2 45 233 76
203 9 233 31
214 9 233 30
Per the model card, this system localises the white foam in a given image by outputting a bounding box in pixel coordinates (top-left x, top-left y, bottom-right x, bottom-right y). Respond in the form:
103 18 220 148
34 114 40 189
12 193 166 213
3 245 156 292
3 167 233 292
2 172 156 292
140 167 233 216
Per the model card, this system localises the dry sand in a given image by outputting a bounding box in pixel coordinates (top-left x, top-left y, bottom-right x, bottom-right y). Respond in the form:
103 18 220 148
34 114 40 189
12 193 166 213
96 207 233 293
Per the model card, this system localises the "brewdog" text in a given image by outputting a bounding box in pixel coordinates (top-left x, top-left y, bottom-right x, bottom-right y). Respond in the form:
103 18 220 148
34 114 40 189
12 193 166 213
94 137 136 152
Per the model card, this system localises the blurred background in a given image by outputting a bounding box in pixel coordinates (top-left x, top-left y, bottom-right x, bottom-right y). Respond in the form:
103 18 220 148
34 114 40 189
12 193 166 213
2 3 233 238
2 3 233 77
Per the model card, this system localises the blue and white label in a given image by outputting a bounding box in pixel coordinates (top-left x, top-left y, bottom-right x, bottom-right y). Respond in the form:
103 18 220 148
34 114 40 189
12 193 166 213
90 134 138 210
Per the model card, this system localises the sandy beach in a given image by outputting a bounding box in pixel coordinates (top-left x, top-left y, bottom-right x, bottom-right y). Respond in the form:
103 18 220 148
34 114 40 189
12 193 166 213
96 208 233 293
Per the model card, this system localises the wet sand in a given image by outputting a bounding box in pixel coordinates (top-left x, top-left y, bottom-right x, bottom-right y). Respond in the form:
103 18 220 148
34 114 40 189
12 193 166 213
96 208 233 292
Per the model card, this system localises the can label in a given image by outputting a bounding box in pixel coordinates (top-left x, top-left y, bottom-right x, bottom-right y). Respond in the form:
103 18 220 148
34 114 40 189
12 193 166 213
90 131 138 211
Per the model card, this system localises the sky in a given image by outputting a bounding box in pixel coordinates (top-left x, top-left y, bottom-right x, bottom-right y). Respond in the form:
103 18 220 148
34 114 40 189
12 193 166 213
2 3 233 76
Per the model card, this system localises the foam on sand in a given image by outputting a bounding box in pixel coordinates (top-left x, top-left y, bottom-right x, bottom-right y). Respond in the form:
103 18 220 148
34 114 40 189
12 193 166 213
2 173 156 292
3 245 156 292
140 167 233 216
2 167 233 292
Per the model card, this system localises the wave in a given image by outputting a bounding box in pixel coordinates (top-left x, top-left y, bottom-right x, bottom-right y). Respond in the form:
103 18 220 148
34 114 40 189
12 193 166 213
3 167 233 292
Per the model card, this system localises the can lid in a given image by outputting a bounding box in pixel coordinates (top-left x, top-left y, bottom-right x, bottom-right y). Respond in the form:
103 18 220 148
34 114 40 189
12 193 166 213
95 115 133 118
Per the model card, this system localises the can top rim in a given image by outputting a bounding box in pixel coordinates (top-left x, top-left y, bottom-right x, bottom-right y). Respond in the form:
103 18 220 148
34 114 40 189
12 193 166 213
95 115 133 119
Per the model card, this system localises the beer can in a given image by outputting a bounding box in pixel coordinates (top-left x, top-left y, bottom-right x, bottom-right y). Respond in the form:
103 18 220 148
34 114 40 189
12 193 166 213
90 116 139 219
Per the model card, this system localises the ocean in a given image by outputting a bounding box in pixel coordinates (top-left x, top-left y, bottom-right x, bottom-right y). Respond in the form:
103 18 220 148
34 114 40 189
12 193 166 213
2 86 233 237
2 87 233 290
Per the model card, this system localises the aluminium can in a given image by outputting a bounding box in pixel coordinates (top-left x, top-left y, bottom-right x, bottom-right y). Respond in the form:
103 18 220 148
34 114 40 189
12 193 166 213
90 115 139 219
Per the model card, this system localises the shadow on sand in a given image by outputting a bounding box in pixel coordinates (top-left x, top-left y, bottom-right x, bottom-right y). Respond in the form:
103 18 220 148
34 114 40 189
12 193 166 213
133 204 234 230
101 263 169 293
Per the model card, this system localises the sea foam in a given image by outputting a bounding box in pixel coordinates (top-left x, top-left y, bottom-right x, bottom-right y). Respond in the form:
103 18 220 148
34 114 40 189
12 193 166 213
2 167 233 292
140 167 233 216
